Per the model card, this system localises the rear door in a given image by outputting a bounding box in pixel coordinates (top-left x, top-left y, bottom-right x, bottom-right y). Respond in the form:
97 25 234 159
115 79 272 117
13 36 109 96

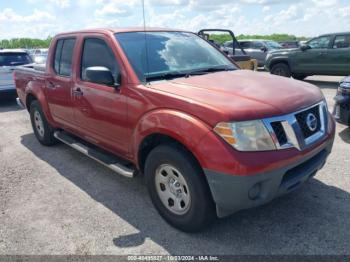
46 38 77 127
327 34 350 75
0 52 32 92
238 41 265 65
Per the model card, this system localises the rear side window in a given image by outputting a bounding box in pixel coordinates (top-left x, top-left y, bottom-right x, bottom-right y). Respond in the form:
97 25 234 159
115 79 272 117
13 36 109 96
224 41 233 48
333 35 350 49
240 42 251 49
0 53 32 66
252 42 263 49
80 38 119 83
53 38 76 77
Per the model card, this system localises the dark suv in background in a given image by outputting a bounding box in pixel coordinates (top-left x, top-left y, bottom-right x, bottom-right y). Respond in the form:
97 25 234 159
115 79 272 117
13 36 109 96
265 32 350 80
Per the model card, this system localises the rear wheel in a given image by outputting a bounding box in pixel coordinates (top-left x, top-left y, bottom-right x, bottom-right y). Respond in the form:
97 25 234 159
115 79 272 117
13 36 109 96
271 63 291 77
145 144 215 232
30 100 57 146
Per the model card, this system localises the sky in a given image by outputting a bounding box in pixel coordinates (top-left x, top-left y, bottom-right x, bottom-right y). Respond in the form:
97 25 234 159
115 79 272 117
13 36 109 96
0 0 349 39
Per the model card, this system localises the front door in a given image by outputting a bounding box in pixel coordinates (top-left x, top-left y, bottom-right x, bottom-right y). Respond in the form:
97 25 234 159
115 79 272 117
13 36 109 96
73 36 129 155
292 35 332 75
46 38 76 127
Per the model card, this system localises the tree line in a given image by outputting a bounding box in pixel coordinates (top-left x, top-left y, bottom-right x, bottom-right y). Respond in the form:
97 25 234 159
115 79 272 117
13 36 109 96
0 37 52 49
210 34 309 44
0 34 309 49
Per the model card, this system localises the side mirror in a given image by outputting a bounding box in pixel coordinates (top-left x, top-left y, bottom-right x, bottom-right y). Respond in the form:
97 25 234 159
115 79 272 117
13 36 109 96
85 66 119 87
300 44 310 51
261 46 268 52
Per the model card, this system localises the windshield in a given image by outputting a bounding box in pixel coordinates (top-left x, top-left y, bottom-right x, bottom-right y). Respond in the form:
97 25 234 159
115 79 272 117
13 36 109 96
265 41 282 49
0 52 32 66
115 31 236 82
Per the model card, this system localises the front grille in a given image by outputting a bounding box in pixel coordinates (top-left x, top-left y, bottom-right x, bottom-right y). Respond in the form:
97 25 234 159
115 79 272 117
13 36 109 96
263 101 327 151
270 122 287 145
295 105 321 138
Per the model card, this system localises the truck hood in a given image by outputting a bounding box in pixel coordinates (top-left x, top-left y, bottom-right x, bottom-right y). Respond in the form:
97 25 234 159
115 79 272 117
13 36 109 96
150 70 324 122
269 48 299 55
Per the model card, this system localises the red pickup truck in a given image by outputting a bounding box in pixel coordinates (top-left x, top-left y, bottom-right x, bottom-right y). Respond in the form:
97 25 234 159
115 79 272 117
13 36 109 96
15 28 335 232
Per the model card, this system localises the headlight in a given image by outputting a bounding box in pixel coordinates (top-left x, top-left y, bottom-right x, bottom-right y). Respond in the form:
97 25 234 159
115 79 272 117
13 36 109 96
214 120 276 151
340 82 350 89
265 53 271 61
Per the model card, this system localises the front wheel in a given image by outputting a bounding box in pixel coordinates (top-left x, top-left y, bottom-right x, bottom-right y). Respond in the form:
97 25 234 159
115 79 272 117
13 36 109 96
292 74 307 80
145 144 215 232
30 100 57 146
270 63 291 77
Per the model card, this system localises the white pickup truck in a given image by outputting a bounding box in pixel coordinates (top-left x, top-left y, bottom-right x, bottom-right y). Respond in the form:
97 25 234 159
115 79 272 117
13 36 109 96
0 49 32 98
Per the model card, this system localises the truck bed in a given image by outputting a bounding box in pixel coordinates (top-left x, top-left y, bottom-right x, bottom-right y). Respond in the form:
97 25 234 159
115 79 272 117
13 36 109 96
14 63 47 104
15 63 46 75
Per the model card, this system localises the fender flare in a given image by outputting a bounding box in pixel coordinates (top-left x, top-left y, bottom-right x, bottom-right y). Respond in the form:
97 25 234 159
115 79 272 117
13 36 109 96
25 80 57 128
267 56 290 71
131 109 212 168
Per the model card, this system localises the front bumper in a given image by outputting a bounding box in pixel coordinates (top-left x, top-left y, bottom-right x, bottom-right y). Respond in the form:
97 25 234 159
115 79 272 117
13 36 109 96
333 94 350 125
204 137 334 218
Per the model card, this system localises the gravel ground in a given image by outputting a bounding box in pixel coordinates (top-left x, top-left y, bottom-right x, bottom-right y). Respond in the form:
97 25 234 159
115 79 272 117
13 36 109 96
0 75 349 255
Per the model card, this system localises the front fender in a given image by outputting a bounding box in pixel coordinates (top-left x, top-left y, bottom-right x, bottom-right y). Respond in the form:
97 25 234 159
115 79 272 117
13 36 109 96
265 56 290 71
132 109 212 167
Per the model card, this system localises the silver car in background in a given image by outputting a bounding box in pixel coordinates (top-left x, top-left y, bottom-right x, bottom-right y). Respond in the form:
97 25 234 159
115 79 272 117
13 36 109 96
223 39 282 67
0 49 32 98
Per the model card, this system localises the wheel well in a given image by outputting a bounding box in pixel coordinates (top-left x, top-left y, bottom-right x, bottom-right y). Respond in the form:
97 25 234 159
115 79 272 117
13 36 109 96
26 94 37 112
138 133 202 175
270 59 289 70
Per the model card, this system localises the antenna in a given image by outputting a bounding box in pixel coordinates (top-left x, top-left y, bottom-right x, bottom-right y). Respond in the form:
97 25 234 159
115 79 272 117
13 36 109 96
142 0 150 82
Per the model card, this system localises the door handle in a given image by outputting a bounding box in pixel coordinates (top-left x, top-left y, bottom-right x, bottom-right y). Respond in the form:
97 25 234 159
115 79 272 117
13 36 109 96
73 88 84 96
47 82 61 89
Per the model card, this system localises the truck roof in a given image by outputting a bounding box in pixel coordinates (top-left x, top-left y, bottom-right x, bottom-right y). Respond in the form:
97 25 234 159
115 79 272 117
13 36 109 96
56 27 188 37
319 32 350 37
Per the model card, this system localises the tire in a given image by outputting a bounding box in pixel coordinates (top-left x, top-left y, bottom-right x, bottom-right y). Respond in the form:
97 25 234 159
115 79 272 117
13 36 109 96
29 100 57 146
270 63 291 77
145 144 215 232
292 74 307 80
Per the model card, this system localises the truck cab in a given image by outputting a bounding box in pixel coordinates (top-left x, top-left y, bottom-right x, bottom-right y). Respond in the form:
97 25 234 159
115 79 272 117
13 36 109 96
15 28 335 232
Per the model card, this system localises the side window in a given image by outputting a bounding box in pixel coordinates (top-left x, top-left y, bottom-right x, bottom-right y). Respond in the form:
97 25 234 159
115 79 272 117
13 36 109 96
308 36 332 49
225 42 233 48
240 42 251 49
252 42 263 50
81 38 119 83
54 40 63 73
60 39 76 76
53 38 76 77
333 35 350 49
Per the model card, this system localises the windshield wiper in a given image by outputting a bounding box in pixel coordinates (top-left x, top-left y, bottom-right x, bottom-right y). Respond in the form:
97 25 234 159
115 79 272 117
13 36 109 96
145 66 235 82
188 66 235 75
145 72 188 82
